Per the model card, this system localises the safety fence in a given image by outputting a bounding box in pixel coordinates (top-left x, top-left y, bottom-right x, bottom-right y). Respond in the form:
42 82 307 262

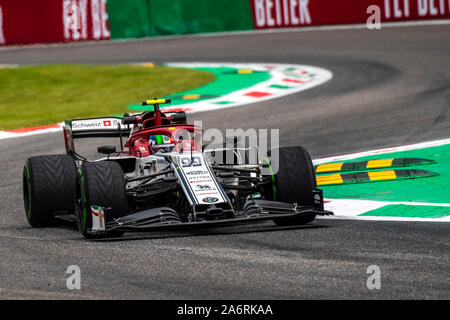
0 0 449 45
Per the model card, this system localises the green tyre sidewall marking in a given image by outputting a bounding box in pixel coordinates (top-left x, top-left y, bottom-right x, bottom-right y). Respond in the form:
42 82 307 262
78 167 89 234
264 157 277 201
23 162 32 223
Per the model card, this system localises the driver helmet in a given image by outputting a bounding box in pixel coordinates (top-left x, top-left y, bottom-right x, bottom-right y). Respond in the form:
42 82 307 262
149 135 174 153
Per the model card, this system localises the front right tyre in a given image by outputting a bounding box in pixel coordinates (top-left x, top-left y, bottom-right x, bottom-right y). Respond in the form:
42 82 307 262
264 146 317 226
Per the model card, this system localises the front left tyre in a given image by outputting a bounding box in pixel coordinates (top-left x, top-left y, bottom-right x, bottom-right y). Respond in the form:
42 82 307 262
23 155 77 227
75 161 127 238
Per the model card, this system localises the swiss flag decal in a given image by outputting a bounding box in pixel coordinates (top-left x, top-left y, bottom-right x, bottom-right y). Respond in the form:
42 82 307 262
103 120 111 126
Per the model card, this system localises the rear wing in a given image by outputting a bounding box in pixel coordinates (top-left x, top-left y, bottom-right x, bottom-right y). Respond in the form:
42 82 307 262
63 99 181 158
65 117 131 139
63 116 131 158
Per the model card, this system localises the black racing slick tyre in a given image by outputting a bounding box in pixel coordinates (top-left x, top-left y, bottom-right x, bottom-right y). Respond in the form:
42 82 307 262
23 155 77 227
265 146 317 226
76 161 127 239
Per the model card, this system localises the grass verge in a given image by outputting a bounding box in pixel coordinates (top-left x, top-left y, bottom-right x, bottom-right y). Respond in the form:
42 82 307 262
0 64 215 130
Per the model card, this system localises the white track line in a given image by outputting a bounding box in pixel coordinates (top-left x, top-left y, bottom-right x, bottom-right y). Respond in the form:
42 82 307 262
0 123 65 140
313 138 450 165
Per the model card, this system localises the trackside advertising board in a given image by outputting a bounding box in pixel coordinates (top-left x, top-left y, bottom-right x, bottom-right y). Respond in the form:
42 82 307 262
0 0 110 45
2 0 450 45
250 0 450 29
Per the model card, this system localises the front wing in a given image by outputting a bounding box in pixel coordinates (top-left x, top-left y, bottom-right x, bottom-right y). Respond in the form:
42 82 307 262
92 200 333 235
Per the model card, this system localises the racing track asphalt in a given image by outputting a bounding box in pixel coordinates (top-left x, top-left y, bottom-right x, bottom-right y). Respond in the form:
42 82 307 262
0 25 449 299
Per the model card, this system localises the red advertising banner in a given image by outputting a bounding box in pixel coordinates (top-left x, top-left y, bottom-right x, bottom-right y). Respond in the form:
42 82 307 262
250 0 450 29
0 0 110 46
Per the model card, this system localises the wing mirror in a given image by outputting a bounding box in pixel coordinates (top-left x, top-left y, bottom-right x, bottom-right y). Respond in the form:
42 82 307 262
98 145 116 155
122 115 141 125
170 112 187 124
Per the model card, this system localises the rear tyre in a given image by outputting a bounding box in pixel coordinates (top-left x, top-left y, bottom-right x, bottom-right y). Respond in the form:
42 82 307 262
76 161 127 238
23 155 77 227
264 146 317 226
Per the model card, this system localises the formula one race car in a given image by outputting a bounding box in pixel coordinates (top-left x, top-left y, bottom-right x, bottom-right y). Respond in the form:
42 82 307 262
22 99 332 238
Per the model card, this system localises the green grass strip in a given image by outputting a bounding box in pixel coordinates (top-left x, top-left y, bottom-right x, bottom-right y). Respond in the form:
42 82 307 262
0 64 214 130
